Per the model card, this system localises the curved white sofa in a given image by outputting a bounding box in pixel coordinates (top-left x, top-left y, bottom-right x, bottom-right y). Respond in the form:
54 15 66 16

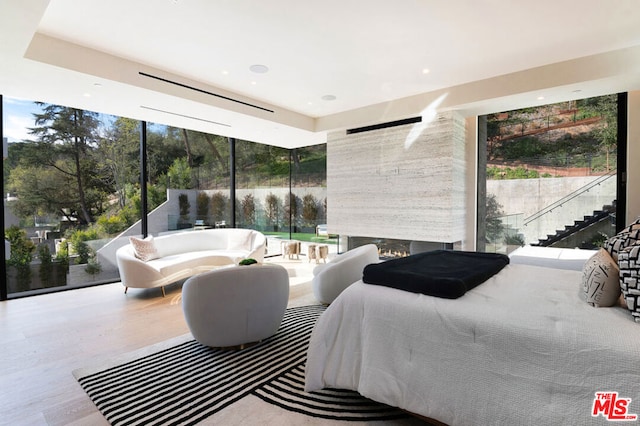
312 243 380 305
182 264 289 348
116 228 266 296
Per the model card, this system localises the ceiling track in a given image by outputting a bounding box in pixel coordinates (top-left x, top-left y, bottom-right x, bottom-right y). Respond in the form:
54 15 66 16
139 71 274 113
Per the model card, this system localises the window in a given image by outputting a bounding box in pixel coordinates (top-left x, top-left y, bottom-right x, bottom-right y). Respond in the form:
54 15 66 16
477 94 625 253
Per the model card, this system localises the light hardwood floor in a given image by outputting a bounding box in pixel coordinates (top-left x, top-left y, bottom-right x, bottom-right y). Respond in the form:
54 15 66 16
0 258 318 426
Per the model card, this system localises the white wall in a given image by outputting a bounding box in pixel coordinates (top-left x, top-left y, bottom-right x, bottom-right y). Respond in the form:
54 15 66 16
326 111 466 243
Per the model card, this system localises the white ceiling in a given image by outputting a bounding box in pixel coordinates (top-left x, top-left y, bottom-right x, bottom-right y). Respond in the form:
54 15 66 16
2 0 640 148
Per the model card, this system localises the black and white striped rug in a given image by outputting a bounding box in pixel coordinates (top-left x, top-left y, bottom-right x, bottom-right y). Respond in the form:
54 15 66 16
73 305 411 425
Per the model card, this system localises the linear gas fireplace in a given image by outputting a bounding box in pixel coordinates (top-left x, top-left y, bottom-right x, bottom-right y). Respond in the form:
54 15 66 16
341 236 456 260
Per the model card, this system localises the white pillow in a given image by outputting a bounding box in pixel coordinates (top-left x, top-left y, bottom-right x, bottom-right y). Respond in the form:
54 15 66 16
582 248 620 307
129 236 159 262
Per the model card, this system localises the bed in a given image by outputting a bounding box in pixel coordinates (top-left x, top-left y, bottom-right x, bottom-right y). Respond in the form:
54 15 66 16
304 261 640 425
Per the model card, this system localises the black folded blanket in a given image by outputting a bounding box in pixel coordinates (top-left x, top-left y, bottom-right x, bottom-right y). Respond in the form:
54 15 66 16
362 250 510 299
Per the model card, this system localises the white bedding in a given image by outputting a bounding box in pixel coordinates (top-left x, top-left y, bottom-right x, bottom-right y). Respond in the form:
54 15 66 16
305 264 640 425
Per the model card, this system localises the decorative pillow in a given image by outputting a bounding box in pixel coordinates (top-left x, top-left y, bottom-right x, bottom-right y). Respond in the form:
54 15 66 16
129 236 159 262
603 228 640 262
582 248 620 307
618 245 640 322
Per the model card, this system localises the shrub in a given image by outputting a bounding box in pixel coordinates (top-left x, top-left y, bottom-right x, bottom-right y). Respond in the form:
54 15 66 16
96 215 127 235
265 193 280 228
210 192 227 221
241 194 255 226
69 228 99 264
178 193 190 221
196 192 209 220
302 194 319 226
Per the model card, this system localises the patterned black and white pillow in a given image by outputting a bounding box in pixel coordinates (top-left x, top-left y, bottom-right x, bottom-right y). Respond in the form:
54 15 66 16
603 225 640 262
583 249 620 307
618 245 640 322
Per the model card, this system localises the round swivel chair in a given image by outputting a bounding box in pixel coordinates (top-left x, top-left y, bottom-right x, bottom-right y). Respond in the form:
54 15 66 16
182 264 289 348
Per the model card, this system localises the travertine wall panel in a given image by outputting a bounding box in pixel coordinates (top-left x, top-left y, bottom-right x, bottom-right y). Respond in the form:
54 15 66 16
327 111 466 242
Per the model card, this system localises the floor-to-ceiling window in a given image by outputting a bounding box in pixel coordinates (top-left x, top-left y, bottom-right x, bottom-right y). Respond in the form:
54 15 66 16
2 97 328 299
477 93 626 253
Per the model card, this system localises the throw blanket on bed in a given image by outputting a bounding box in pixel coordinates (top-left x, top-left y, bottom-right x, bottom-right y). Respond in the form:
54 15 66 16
362 250 509 298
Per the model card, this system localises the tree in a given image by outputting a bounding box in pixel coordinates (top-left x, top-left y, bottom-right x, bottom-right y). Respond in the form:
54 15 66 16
28 103 102 224
579 94 618 171
196 192 210 221
167 157 192 189
210 192 227 222
486 194 505 243
284 193 299 228
241 194 255 226
8 161 78 224
98 117 139 208
5 226 36 290
302 194 319 227
265 193 280 230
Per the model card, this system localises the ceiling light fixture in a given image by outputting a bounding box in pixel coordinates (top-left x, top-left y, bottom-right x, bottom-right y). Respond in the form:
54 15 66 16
537 96 545 100
321 95 336 101
249 64 269 74
422 68 430 74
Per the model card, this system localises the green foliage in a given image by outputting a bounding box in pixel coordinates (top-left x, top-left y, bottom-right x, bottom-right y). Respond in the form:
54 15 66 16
301 194 319 226
5 225 35 267
485 194 504 243
85 251 102 275
284 193 299 227
238 258 258 266
504 233 525 246
96 215 127 235
5 226 35 289
487 166 539 180
69 228 99 264
210 192 227 221
38 243 53 287
196 192 209 219
167 157 192 189
241 194 255 226
55 240 70 271
265 193 280 227
487 95 618 172
178 193 190 220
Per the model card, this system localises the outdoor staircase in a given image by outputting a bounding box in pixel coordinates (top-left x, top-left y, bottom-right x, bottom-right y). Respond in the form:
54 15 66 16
532 201 616 247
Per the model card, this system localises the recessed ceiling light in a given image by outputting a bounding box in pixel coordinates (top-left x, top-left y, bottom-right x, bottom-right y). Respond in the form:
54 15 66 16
83 93 91 97
321 95 336 101
221 70 229 75
422 68 430 74
249 64 269 74
537 96 545 100
251 81 257 85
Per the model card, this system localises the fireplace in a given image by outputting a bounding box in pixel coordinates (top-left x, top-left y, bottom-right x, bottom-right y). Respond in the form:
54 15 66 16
341 236 456 260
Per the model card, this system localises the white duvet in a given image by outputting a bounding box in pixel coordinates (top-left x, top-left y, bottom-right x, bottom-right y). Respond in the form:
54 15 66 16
305 264 640 425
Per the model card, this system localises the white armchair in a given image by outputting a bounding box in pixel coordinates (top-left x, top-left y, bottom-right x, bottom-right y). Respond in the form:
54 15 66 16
182 264 289 348
312 244 380 305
